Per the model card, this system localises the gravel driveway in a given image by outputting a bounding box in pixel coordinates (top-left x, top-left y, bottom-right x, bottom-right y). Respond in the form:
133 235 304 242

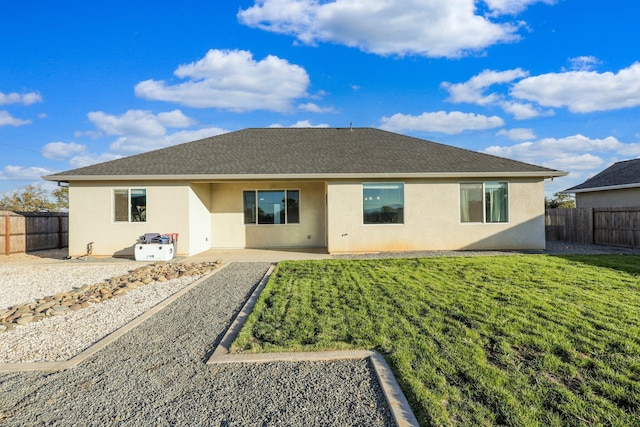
0 263 393 426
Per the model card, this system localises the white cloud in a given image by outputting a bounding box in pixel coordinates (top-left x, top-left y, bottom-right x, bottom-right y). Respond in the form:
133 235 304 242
87 109 195 137
0 111 31 127
269 120 330 128
42 142 88 160
483 134 626 173
238 0 534 58
483 0 556 15
156 110 196 128
298 102 335 113
566 56 601 71
0 91 42 106
615 142 640 157
73 107 231 160
442 64 640 117
68 153 123 169
486 134 622 156
511 62 640 113
500 101 551 120
497 128 536 140
546 153 606 172
482 133 640 196
108 127 228 155
482 133 636 196
442 68 529 105
380 111 504 134
135 49 310 112
0 165 53 181
39 141 123 169
441 68 555 119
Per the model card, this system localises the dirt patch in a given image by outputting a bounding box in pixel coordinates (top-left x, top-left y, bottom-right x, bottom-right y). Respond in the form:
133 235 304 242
0 248 138 265
0 248 69 265
544 241 640 255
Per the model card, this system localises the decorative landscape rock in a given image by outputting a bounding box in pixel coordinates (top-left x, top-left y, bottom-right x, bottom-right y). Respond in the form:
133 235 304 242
0 261 219 333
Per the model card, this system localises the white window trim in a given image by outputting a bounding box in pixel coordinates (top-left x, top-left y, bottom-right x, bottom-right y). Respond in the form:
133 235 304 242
459 181 510 224
243 188 301 226
113 188 147 223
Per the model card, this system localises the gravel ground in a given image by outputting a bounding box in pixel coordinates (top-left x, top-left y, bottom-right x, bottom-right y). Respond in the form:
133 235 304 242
0 275 197 363
0 263 394 426
0 262 144 308
0 260 203 363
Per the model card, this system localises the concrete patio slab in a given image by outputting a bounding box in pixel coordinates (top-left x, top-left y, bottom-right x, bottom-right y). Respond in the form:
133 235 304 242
182 247 331 263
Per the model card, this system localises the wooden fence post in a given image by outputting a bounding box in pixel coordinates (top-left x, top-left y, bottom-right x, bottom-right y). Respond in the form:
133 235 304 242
4 214 10 255
589 208 594 245
58 215 63 249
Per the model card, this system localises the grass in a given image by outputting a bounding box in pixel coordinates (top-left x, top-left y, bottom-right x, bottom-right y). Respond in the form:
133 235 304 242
232 255 640 426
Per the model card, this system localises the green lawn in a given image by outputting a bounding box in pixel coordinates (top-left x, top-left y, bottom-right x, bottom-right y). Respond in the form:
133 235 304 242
232 255 640 426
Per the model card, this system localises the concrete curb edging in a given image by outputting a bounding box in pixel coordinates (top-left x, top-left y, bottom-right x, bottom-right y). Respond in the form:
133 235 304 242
206 264 420 427
0 264 228 373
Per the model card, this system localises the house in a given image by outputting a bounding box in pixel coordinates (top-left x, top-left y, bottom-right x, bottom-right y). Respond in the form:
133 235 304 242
43 128 566 257
563 159 640 208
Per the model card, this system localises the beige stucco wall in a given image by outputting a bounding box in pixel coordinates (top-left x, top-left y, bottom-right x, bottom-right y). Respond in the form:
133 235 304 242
188 183 213 256
326 178 546 253
68 181 195 257
210 181 326 248
576 188 640 208
68 177 546 256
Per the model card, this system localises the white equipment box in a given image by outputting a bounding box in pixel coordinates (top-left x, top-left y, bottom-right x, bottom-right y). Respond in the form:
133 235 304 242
135 243 174 261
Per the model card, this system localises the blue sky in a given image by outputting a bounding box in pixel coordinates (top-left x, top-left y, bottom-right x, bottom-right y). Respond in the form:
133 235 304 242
2 0 639 197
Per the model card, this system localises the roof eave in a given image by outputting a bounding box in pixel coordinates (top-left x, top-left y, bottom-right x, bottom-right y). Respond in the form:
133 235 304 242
44 170 567 182
564 182 640 193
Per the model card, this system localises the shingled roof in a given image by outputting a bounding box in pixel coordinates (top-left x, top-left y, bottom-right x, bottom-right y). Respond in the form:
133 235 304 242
44 128 565 182
564 158 640 193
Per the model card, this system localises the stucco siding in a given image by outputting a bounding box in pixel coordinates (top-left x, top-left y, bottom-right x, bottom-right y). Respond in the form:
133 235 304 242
576 188 640 208
210 181 326 248
187 183 212 256
326 178 545 253
68 181 192 257
67 177 546 256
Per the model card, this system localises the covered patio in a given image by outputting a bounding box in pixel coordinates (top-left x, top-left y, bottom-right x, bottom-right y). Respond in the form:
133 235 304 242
182 246 331 263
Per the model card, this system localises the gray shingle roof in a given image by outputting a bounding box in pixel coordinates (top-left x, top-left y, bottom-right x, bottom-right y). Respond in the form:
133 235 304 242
44 128 564 180
564 158 640 192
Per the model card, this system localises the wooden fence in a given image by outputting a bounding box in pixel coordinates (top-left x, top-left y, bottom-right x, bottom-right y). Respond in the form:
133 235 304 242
0 211 68 255
545 207 640 248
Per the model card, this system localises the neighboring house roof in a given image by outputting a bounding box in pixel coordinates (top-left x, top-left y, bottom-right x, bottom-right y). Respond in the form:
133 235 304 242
564 158 640 193
44 128 566 182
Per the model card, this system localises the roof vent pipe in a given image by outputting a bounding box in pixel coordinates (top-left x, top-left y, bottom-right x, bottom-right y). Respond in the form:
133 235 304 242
350 122 353 131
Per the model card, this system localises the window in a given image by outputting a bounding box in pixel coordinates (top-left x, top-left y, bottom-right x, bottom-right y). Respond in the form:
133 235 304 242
243 190 300 225
460 182 508 223
114 188 146 222
243 191 256 224
363 183 404 224
459 183 483 222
